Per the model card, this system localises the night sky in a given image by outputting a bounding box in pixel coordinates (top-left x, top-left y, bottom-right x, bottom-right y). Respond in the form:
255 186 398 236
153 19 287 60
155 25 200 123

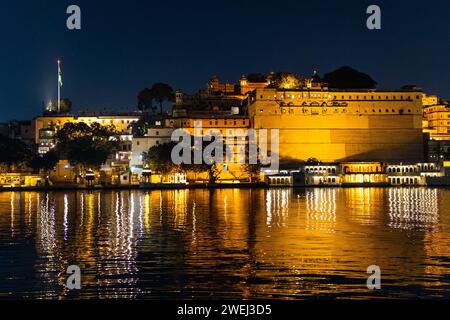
0 0 449 121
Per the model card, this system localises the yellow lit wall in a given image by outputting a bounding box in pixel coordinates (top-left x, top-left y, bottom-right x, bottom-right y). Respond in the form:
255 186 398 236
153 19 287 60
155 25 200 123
248 88 424 163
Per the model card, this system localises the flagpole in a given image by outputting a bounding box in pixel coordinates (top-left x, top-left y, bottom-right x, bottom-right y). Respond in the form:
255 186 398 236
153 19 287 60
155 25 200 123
57 59 61 113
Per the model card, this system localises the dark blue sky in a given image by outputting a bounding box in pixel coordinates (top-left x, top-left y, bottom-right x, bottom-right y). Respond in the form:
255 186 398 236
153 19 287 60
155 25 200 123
0 0 449 121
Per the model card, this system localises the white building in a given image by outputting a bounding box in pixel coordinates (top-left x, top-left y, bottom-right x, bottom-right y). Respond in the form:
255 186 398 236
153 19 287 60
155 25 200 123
130 127 174 174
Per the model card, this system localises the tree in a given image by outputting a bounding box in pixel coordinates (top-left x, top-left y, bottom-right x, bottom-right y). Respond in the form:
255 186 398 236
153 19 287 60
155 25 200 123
0 134 32 172
244 163 262 183
151 83 174 116
59 98 72 114
44 98 72 115
306 158 320 165
129 117 148 137
142 142 179 176
30 150 59 173
271 72 304 89
180 136 225 184
55 122 119 179
137 88 154 112
323 66 377 89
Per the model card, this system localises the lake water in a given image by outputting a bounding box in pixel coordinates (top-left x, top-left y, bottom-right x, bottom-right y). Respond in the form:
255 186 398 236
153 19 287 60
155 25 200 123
1 188 450 300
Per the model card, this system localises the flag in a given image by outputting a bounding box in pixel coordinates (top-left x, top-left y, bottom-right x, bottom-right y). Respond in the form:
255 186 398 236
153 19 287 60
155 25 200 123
58 61 63 87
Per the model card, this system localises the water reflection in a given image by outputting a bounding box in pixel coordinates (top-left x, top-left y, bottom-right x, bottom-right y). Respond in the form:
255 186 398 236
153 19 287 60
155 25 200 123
305 188 336 233
388 188 439 231
0 188 450 299
266 189 291 227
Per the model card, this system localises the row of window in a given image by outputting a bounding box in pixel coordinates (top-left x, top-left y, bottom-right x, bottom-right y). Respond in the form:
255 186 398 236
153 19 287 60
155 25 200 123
179 120 248 127
305 167 337 174
389 177 420 185
269 177 292 185
259 108 416 114
306 177 337 184
266 94 420 101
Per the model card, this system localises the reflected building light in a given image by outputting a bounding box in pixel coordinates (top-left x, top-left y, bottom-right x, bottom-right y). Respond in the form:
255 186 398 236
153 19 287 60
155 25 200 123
98 192 102 223
128 192 135 254
265 189 291 227
388 188 439 230
10 192 14 236
173 190 188 229
80 192 85 226
38 193 57 259
115 192 120 235
139 194 143 239
224 194 228 224
63 194 69 241
306 188 336 233
266 190 272 226
192 201 197 244
28 193 32 225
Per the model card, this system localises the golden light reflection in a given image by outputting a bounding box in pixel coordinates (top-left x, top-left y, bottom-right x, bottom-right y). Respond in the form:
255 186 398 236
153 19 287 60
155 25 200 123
0 188 449 299
388 188 439 230
265 189 291 227
306 188 336 233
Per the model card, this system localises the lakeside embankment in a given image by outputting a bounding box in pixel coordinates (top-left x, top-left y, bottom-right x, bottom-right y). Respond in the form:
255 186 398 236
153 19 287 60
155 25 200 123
1 183 450 192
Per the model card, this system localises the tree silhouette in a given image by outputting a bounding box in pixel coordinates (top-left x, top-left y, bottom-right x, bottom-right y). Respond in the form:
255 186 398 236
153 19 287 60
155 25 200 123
137 88 154 111
151 83 174 115
323 66 377 89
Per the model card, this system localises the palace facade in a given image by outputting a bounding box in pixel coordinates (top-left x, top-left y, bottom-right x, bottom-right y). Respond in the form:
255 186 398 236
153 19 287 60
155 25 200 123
247 85 424 163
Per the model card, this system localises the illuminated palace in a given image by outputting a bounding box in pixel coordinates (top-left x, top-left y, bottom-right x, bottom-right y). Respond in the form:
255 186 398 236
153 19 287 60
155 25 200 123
6 70 447 188
245 76 424 164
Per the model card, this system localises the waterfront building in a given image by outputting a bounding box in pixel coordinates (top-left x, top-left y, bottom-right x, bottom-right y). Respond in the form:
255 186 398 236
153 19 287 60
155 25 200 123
49 160 76 184
0 173 45 187
304 164 340 186
265 172 293 186
423 102 450 141
270 161 448 187
166 115 251 183
38 127 56 154
33 113 140 146
246 74 424 164
339 162 386 185
130 127 174 174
